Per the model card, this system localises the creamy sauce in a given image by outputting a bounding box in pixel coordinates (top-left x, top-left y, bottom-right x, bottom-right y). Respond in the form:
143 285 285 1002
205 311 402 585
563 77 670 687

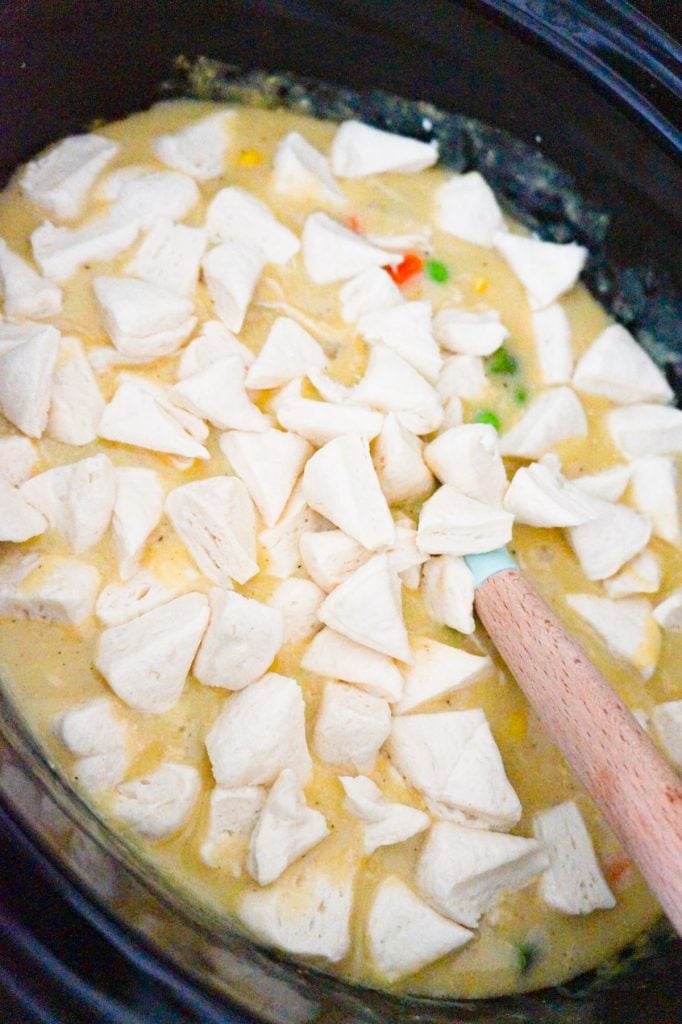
0 100 679 998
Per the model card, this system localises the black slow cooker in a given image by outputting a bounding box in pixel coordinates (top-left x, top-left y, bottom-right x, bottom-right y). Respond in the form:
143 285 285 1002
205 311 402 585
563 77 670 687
0 2 680 1022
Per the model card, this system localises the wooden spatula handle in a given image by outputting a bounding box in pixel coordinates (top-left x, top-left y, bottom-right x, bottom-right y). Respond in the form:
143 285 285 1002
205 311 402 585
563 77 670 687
474 568 682 935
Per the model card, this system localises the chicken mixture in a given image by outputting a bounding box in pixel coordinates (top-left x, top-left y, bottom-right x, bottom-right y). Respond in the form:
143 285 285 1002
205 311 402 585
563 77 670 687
0 100 680 998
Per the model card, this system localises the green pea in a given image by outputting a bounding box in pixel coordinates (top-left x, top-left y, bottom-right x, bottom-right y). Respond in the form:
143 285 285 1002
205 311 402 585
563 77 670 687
473 409 501 430
425 258 449 283
516 940 542 975
487 346 519 375
513 386 528 404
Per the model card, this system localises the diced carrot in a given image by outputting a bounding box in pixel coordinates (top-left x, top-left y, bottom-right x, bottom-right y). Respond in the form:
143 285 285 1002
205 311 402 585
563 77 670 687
603 852 633 892
386 252 424 286
345 214 364 233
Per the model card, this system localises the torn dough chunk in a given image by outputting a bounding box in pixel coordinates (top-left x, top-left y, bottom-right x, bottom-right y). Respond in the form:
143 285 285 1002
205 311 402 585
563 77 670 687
93 275 196 361
53 697 129 792
267 577 324 645
111 375 209 442
245 316 326 390
31 213 140 283
493 231 587 310
565 594 660 679
499 386 588 459
416 822 549 927
318 554 411 663
95 569 180 627
573 464 631 503
389 518 426 587
302 212 395 285
331 120 437 177
206 186 299 263
152 111 233 180
396 637 491 715
238 854 357 963
165 476 258 586
201 241 267 333
126 219 207 297
220 428 312 528
357 301 442 383
388 517 428 589
206 673 311 788
0 553 100 624
653 589 682 632
0 325 60 438
0 238 62 319
367 877 472 982
393 539 425 593
113 763 201 840
433 307 508 356
247 769 328 885
437 353 488 403
608 404 682 459
628 456 679 545
434 172 504 247
300 528 369 593
302 434 394 551
301 627 404 702
21 454 116 555
272 131 344 204
572 324 672 405
172 355 268 432
533 801 615 915
504 456 601 528
95 592 210 713
194 589 284 690
98 381 209 460
389 709 522 830
0 436 37 487
293 370 347 405
20 133 118 220
47 335 105 446
0 475 47 542
339 266 403 323
340 776 429 855
177 320 254 378
424 424 507 506
112 467 164 580
603 550 661 600
532 303 574 384
108 170 199 228
421 555 476 635
372 413 434 506
651 701 682 770
53 696 127 760
259 481 327 579
313 682 391 773
0 317 53 355
278 398 384 448
200 785 266 871
567 499 651 581
352 345 443 436
417 485 513 557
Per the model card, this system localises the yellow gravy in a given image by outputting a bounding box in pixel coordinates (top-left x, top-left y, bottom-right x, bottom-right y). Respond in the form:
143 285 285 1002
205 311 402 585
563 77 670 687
0 100 679 999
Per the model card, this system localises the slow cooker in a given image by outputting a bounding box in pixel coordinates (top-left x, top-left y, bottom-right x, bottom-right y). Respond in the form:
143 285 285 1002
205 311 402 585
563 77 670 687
0 2 680 1022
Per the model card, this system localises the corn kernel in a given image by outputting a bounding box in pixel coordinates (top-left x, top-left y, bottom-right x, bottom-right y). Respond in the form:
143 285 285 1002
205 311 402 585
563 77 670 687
237 148 263 167
472 275 489 294
506 708 528 741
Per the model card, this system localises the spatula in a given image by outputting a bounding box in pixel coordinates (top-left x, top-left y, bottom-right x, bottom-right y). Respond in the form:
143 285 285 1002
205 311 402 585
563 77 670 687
464 547 682 935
